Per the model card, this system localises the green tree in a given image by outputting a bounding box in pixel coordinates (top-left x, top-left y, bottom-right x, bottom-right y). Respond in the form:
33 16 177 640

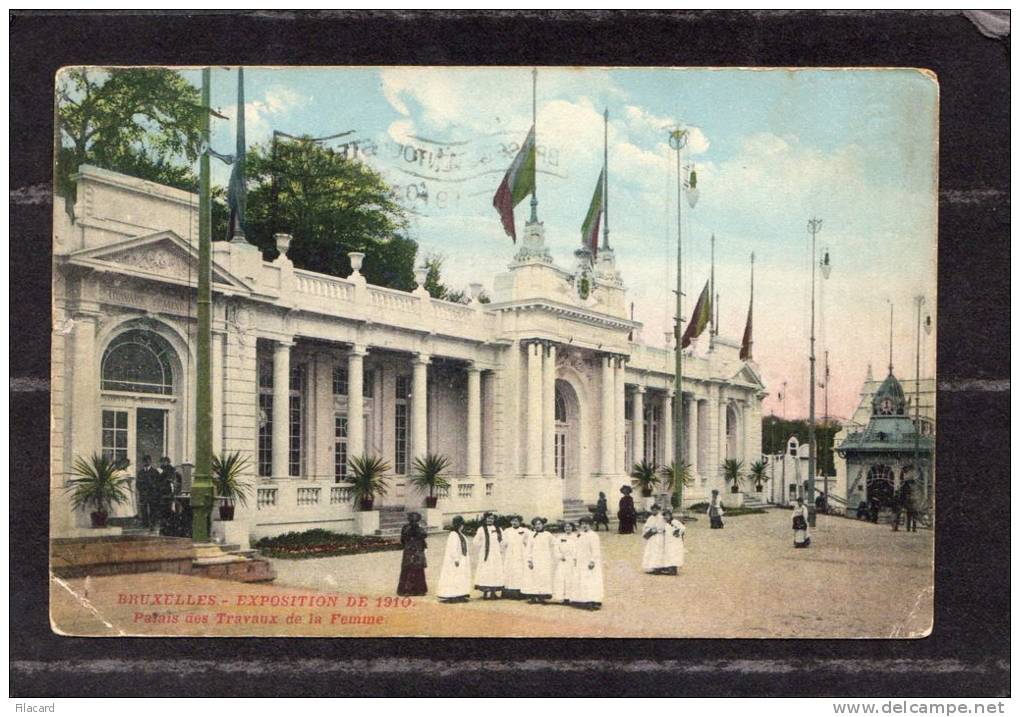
761 417 842 475
242 138 417 289
56 68 205 200
422 252 491 304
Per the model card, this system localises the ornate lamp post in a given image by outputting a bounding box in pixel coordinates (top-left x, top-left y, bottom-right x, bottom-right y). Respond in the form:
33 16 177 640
914 294 929 503
667 125 699 512
806 217 830 527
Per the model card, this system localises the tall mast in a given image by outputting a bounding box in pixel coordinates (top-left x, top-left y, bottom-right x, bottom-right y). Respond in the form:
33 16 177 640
888 301 895 374
807 216 823 527
529 68 538 223
602 108 610 250
192 68 214 542
669 127 687 510
710 234 716 336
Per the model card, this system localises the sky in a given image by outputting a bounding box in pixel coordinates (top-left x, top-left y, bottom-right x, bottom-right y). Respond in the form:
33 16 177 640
179 66 938 422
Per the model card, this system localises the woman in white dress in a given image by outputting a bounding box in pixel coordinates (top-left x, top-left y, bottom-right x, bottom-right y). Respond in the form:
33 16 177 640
641 504 667 574
437 516 471 602
522 517 555 604
552 522 579 604
573 518 604 610
500 515 530 600
472 512 504 599
792 497 811 548
660 508 686 576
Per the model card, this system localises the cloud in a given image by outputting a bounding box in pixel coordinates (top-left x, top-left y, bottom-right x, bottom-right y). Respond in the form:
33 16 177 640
242 86 309 145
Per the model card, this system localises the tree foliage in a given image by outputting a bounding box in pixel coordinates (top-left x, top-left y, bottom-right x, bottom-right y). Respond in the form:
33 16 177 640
56 68 205 199
242 138 416 289
761 416 841 475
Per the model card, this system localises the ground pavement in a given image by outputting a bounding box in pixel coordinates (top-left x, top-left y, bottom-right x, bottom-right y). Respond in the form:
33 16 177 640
50 508 932 638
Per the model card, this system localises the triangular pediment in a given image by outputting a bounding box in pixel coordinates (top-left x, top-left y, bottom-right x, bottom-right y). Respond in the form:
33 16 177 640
730 362 765 389
68 231 252 292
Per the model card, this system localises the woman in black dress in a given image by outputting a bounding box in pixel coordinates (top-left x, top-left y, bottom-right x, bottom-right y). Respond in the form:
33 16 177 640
397 512 429 596
617 485 637 534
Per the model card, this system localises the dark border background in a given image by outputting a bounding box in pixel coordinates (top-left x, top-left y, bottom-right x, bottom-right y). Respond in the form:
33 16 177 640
10 10 1010 698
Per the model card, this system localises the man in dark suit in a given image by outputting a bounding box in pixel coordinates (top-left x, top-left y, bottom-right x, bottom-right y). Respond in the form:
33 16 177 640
136 455 162 530
157 456 181 534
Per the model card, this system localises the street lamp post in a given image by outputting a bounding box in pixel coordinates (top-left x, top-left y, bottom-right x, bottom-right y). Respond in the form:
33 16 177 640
914 294 927 503
806 217 825 527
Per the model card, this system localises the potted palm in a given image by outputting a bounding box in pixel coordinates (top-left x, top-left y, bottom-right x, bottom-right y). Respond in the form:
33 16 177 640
410 453 451 509
631 459 660 498
749 459 768 493
212 451 252 521
660 460 694 510
348 454 391 511
722 458 745 494
65 453 131 528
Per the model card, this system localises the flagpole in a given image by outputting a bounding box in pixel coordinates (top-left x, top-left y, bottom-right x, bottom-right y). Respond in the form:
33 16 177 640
230 66 246 242
529 68 538 223
670 127 687 512
602 108 610 250
191 67 214 542
710 234 716 337
807 216 823 528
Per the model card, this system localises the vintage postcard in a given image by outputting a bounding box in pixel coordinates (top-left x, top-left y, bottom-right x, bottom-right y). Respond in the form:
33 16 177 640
49 65 937 638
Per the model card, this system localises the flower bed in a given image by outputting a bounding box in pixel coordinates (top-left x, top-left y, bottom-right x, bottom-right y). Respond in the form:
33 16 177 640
253 529 400 560
688 502 767 516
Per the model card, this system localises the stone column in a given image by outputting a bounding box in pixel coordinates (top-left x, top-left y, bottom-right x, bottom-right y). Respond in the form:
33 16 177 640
211 329 225 454
347 347 366 458
688 396 700 477
70 314 99 461
600 355 614 475
633 385 645 464
662 390 674 467
271 340 292 479
615 358 626 474
542 343 557 477
526 342 543 476
412 353 430 460
466 363 482 477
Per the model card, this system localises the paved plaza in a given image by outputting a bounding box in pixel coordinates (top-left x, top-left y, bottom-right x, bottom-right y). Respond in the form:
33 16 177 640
51 509 932 638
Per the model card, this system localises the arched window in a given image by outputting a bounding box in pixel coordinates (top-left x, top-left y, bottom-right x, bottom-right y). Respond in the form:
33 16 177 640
101 329 176 395
554 390 567 423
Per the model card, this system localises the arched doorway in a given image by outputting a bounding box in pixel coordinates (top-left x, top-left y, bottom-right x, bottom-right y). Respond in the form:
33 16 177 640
865 464 896 508
726 404 739 460
99 326 184 515
554 380 582 500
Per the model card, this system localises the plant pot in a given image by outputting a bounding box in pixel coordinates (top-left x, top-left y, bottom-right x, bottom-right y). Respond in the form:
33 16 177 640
424 496 438 509
756 484 763 493
218 504 235 521
730 486 740 493
359 498 374 511
641 488 653 498
90 510 109 528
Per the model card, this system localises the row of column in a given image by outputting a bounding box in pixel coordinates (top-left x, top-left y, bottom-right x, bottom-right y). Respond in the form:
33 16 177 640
266 341 484 480
525 341 556 477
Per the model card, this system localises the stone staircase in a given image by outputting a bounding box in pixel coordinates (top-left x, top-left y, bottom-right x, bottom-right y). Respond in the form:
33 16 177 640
562 498 592 524
377 507 407 538
742 493 767 509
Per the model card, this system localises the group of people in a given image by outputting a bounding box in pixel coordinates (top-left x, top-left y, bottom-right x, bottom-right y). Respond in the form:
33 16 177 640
134 454 182 534
396 512 605 610
640 504 686 574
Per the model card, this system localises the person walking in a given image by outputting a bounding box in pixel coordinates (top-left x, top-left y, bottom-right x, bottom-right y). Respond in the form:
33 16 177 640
708 489 725 529
641 504 667 574
593 492 610 532
397 512 428 596
793 497 811 548
660 508 686 576
617 485 637 534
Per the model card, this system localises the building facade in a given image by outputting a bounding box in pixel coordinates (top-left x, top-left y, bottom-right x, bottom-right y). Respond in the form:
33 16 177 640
51 166 766 541
835 369 935 515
